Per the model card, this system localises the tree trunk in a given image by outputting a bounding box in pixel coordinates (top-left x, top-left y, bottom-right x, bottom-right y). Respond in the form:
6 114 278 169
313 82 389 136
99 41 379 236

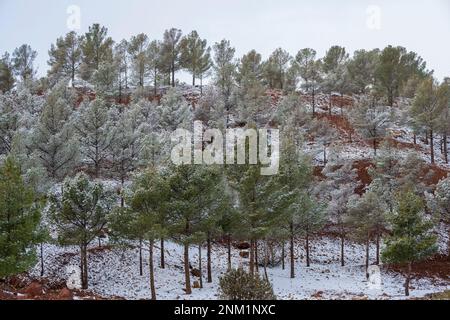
290 223 295 279
154 71 157 96
81 245 88 289
171 62 175 87
376 233 380 265
263 240 269 281
149 240 156 300
444 135 448 164
430 129 435 164
365 235 370 279
198 244 203 289
227 235 232 271
207 234 212 283
305 231 310 267
249 239 255 276
340 233 345 267
413 134 417 145
373 138 377 157
120 176 125 207
312 87 316 116
329 93 332 116
447 224 450 261
184 243 192 294
139 239 143 276
255 240 259 273
40 243 44 277
281 242 285 270
160 238 165 269
405 262 412 296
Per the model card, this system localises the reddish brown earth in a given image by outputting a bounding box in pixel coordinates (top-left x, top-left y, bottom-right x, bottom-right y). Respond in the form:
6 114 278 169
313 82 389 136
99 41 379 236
387 255 450 281
0 275 123 300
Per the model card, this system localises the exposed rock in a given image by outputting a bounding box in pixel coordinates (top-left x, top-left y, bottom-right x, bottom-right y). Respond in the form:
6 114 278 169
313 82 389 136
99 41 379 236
58 287 73 300
239 251 249 259
191 269 201 278
236 242 250 250
24 281 44 297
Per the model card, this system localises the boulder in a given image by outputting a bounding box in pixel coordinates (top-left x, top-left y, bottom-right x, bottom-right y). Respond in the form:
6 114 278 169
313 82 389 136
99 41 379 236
24 281 44 297
191 269 201 277
236 242 250 250
58 287 73 300
239 251 249 259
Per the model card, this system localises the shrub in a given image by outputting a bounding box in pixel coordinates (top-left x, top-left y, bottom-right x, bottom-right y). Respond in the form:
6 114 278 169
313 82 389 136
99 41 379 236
218 268 276 300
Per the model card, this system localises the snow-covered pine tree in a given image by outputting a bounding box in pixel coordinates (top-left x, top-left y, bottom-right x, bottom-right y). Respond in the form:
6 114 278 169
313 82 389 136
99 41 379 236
427 176 450 258
49 173 116 289
322 159 358 266
73 98 115 178
382 190 437 296
349 97 391 157
347 190 387 277
411 77 447 164
29 83 78 180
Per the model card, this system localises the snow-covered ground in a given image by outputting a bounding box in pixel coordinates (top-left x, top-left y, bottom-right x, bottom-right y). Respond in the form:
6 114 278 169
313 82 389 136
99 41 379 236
31 236 449 300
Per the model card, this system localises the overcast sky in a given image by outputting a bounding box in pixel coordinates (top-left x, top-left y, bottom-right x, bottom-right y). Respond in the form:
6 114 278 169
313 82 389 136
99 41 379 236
1 0 449 81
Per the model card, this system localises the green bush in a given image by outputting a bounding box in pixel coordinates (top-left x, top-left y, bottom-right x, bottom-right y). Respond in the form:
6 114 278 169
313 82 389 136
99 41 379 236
218 268 276 300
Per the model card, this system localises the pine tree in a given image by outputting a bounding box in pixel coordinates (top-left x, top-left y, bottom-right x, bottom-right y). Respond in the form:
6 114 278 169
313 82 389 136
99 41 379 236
322 46 349 115
180 31 211 86
310 118 339 165
111 167 169 299
369 140 401 214
322 160 358 266
350 98 391 157
198 172 232 283
0 157 43 278
49 173 116 289
226 136 279 276
166 164 222 294
427 177 450 258
155 88 192 131
12 44 37 83
375 46 428 107
213 39 236 124
110 103 144 206
128 33 149 88
347 190 387 277
236 50 269 125
293 48 322 115
73 98 115 177
161 28 183 87
347 49 380 94
91 61 120 96
147 40 163 96
29 83 78 180
80 24 114 81
276 133 316 276
411 77 447 164
0 53 15 93
382 190 437 296
48 31 83 85
114 40 130 101
263 48 291 90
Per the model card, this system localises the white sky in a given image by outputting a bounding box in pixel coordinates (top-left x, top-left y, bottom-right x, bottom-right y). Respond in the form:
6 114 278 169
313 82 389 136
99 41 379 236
0 0 449 81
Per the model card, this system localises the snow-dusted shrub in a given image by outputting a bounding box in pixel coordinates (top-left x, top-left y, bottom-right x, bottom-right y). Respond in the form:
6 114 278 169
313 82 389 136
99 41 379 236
218 268 276 300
